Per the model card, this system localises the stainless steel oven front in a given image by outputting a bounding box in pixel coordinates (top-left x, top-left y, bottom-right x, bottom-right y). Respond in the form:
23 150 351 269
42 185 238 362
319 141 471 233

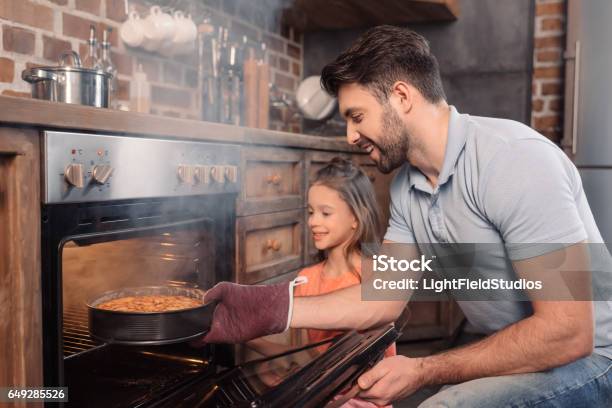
41 131 240 406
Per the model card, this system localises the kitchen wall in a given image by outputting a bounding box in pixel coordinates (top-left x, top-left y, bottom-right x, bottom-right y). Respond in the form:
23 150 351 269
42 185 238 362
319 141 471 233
303 0 567 143
0 0 304 132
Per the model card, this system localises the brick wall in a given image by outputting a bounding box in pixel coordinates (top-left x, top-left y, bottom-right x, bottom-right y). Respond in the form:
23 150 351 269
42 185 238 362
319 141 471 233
0 0 303 132
531 0 566 143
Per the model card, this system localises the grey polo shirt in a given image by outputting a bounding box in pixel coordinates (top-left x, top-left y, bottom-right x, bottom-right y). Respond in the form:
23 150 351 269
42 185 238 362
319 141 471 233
384 106 612 358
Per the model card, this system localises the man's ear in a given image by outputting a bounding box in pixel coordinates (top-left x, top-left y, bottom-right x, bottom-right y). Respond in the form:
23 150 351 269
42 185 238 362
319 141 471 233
390 81 413 114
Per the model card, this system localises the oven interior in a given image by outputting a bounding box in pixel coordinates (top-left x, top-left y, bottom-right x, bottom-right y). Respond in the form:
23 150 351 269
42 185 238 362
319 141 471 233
60 218 222 407
42 194 235 405
62 219 215 351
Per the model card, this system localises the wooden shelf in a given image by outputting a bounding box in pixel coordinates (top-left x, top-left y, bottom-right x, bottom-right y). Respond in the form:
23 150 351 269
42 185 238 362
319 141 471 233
283 0 460 31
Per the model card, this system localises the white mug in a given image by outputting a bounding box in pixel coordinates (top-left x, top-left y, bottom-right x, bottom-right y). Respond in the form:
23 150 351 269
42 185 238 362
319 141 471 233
185 15 197 42
155 12 181 57
157 8 176 41
172 12 197 45
119 10 144 48
142 6 175 51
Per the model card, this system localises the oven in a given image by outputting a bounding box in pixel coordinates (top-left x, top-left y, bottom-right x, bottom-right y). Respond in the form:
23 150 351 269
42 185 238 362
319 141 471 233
40 130 399 407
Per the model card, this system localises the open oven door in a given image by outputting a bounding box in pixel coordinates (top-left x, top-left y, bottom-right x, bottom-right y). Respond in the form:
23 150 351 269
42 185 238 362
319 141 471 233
151 324 400 408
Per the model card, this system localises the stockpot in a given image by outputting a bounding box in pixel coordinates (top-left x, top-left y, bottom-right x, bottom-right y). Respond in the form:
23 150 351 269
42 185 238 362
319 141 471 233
22 51 112 108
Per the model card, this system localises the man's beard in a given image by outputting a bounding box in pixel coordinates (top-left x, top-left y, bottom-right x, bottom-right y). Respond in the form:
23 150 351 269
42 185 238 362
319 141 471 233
373 104 410 174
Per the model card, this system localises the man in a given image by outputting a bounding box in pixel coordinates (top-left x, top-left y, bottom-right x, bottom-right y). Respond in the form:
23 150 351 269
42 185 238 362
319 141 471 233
203 26 612 406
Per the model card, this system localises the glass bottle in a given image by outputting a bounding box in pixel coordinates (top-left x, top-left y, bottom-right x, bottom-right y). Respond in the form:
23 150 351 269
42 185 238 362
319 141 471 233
82 25 100 69
100 28 118 108
130 64 151 114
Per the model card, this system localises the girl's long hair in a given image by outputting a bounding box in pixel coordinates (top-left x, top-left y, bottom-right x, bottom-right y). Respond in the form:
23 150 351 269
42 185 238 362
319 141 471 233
311 157 384 280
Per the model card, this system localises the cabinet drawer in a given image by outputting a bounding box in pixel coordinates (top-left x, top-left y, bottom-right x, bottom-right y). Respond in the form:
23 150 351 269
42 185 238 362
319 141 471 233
236 209 304 284
237 148 304 216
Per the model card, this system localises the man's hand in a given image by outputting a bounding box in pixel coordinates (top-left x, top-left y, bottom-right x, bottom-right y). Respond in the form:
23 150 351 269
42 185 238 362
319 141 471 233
357 356 426 406
195 281 291 344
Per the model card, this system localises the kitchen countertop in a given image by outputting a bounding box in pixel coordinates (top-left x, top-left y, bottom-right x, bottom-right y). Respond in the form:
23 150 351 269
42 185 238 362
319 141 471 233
0 95 357 152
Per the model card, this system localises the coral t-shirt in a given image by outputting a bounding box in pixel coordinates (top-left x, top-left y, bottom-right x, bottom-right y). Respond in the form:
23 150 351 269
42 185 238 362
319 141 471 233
294 261 397 358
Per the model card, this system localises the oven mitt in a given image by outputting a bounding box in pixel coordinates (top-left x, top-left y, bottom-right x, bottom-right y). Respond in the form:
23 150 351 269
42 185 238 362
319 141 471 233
200 277 307 344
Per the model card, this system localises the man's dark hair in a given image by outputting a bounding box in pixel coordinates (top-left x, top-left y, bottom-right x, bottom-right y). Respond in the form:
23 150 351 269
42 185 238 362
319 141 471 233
321 25 446 103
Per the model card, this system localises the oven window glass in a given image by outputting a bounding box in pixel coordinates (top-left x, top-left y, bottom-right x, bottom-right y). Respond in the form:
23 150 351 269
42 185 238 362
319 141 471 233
61 220 215 357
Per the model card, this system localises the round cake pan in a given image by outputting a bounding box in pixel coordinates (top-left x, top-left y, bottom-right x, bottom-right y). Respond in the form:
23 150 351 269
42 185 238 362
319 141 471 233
87 285 215 345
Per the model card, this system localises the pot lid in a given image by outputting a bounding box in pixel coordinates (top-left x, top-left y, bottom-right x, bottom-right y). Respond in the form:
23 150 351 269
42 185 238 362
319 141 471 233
26 65 111 76
22 50 111 77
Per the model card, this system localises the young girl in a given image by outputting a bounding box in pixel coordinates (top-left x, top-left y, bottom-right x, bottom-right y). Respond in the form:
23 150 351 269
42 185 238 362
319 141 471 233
296 157 396 357
248 158 396 407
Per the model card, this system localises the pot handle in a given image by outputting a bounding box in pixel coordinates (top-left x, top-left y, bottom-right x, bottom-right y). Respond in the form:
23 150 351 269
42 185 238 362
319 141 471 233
59 51 82 68
22 68 59 83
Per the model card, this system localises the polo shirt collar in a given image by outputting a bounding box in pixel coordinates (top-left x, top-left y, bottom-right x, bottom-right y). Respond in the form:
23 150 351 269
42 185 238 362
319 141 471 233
408 105 468 192
407 165 431 193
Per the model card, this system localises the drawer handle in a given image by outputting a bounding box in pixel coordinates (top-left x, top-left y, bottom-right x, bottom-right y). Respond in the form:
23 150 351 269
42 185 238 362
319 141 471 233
265 239 282 251
368 173 376 182
266 174 282 185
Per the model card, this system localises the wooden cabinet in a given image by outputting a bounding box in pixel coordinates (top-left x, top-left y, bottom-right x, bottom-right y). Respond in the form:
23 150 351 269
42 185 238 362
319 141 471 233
237 147 304 216
284 0 460 31
235 147 307 284
236 209 304 284
0 127 43 404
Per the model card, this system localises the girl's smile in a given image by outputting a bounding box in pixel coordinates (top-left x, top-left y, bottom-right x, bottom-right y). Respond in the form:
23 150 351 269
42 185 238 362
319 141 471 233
312 231 328 241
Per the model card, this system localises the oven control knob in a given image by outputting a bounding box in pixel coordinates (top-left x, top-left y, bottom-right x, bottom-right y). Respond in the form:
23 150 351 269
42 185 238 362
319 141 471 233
91 164 113 184
194 165 210 184
224 165 238 183
210 165 225 184
64 163 84 188
177 165 194 184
